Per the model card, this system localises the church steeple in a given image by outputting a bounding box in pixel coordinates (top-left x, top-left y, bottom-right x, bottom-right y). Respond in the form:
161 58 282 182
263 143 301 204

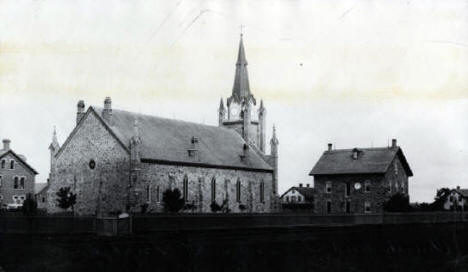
228 34 256 106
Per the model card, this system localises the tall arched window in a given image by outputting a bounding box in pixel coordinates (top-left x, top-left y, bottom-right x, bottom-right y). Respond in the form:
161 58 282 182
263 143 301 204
260 181 265 203
19 177 25 189
236 179 241 202
183 175 189 201
146 184 151 203
10 160 14 170
211 177 216 202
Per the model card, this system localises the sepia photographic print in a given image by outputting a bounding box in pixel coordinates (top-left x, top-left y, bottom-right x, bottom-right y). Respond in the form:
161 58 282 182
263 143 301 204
0 0 467 271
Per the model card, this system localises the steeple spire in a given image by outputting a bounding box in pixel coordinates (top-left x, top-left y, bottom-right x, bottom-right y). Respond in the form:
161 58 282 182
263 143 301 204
228 34 256 106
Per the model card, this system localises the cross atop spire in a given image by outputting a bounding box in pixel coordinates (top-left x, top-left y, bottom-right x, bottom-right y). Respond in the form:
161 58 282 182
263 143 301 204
228 34 256 106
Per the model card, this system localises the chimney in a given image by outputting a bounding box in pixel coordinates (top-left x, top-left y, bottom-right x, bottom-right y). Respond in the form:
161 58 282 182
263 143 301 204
328 143 332 151
391 139 397 148
457 186 460 190
76 100 85 125
299 183 303 188
2 139 11 150
102 97 112 124
306 183 310 188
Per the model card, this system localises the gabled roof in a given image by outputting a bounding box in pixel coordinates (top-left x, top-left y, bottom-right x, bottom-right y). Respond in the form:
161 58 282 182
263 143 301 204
454 188 468 198
280 186 315 201
0 149 38 175
70 106 272 172
34 183 48 194
309 147 413 176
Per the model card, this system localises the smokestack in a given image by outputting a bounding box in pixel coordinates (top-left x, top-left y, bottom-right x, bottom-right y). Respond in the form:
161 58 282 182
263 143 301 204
2 139 11 151
328 143 332 151
306 184 310 188
76 100 85 125
299 183 303 188
391 139 397 148
103 97 112 125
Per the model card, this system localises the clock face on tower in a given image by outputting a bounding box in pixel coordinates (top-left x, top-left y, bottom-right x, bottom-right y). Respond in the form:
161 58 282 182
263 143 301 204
230 105 240 118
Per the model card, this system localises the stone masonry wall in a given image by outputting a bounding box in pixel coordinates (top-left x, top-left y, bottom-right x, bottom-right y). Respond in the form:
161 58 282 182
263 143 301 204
134 163 274 213
48 112 130 215
0 153 35 206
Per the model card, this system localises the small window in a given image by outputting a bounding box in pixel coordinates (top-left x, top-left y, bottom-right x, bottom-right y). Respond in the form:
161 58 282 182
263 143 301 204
326 182 332 193
236 179 241 202
327 201 332 214
1 160 5 169
13 176 19 189
291 196 296 202
260 181 265 203
42 197 45 203
365 180 371 192
89 159 96 170
291 189 295 194
298 196 302 202
183 175 189 201
10 160 14 169
286 196 289 202
364 201 371 213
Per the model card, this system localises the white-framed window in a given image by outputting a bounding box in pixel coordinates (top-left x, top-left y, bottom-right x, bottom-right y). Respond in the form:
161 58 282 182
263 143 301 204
146 184 151 203
10 160 14 170
326 181 332 193
12 194 26 204
365 180 371 192
364 201 371 213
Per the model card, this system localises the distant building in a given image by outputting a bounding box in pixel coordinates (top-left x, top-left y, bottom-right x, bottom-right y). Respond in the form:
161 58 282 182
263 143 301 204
0 139 38 208
47 35 279 215
35 182 49 209
443 186 468 211
280 183 315 204
309 139 413 214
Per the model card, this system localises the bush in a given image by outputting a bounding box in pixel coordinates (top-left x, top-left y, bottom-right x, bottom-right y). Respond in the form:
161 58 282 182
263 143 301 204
22 193 38 216
210 201 222 212
384 193 411 212
162 188 185 213
238 204 247 211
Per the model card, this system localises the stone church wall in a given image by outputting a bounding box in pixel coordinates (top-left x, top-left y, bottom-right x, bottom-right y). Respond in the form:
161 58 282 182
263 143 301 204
135 163 273 213
47 112 130 215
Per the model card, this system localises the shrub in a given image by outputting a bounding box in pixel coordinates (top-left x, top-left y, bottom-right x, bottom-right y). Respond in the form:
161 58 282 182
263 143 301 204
56 187 77 212
22 193 38 216
238 204 247 211
162 188 185 213
210 201 222 212
384 193 411 212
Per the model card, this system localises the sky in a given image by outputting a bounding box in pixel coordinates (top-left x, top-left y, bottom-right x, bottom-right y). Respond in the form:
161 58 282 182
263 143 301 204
1 0 467 202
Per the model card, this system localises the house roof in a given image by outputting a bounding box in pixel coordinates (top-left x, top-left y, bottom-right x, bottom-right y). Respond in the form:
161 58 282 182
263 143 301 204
454 188 468 198
309 147 413 176
88 106 272 171
0 149 39 175
280 186 315 201
34 183 48 194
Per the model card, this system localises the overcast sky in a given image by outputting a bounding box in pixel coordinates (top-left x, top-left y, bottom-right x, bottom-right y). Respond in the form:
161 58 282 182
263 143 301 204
1 0 467 202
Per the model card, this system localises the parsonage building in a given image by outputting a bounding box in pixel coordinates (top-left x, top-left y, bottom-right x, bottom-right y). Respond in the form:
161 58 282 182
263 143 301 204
47 35 279 215
309 140 413 214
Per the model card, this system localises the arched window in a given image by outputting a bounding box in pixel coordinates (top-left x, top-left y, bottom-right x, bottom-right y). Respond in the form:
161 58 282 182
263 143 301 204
10 160 14 170
183 175 189 201
236 179 241 202
13 176 19 189
146 184 151 203
211 177 216 202
260 181 265 203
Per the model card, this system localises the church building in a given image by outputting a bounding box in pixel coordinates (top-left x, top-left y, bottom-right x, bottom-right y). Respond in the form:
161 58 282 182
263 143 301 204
47 35 279 215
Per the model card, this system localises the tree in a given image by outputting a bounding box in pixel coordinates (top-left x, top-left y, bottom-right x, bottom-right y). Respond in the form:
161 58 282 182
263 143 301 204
432 188 451 211
56 187 77 212
162 188 185 212
384 193 411 212
22 193 38 216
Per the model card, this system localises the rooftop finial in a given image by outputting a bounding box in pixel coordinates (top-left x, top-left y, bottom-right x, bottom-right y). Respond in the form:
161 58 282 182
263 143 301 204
239 24 244 37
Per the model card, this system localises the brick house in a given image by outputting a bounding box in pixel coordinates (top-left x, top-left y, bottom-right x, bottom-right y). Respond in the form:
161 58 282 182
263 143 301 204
280 183 315 204
0 139 38 208
309 140 413 214
47 35 279 215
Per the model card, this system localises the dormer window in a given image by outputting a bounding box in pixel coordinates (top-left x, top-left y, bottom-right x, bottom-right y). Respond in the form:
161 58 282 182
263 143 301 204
352 148 359 160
